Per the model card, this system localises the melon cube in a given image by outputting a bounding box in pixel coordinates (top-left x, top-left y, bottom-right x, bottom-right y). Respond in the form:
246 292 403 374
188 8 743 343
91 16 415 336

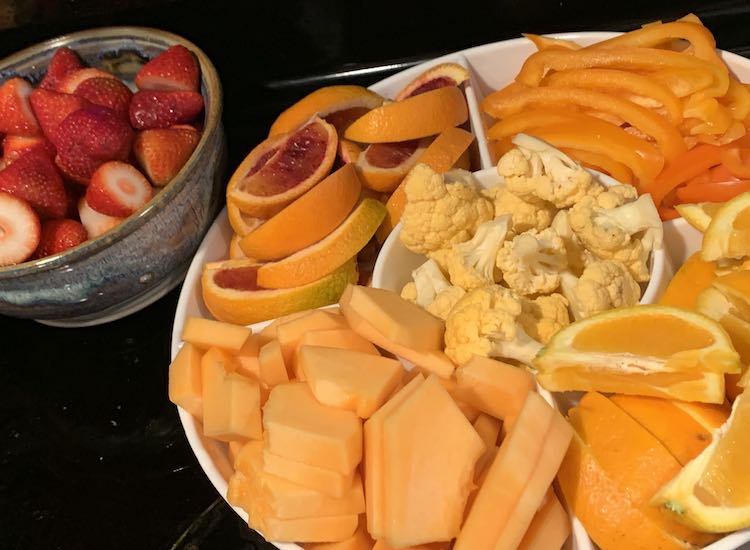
259 340 290 387
258 513 359 543
518 489 571 550
263 449 355 498
168 342 203 419
305 515 373 550
299 345 404 418
182 317 252 352
298 327 380 357
372 540 451 550
236 334 263 378
276 309 348 365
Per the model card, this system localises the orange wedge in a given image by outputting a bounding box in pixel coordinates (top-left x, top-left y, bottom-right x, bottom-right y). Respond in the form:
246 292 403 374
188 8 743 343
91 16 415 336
395 62 470 100
229 234 247 259
675 202 723 233
226 198 263 236
659 252 717 309
345 86 468 143
269 85 384 136
702 192 750 261
355 139 428 193
338 138 363 164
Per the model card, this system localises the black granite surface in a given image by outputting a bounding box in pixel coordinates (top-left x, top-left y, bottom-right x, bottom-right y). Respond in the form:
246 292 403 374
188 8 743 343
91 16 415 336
2 1 750 549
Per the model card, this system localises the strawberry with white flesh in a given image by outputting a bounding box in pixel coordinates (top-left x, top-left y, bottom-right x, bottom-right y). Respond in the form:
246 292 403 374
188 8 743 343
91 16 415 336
32 218 87 259
0 150 68 219
78 196 123 238
29 88 92 141
0 192 40 266
57 68 116 95
135 45 199 92
74 77 132 119
3 135 56 163
39 47 84 91
86 161 153 217
133 125 200 186
0 78 40 137
128 90 204 130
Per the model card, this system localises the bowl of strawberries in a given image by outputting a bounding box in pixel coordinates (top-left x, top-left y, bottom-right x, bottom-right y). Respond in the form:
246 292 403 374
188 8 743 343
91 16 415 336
0 26 226 326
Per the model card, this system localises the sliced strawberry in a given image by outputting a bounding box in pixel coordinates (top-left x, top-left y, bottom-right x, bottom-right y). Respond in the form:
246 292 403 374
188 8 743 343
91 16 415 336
129 90 204 130
0 151 68 219
133 125 200 186
74 77 132 119
32 218 88 259
78 196 123 238
0 192 41 266
86 161 153 217
3 135 56 163
29 88 92 141
135 45 200 92
58 68 116 95
39 47 84 91
0 78 40 137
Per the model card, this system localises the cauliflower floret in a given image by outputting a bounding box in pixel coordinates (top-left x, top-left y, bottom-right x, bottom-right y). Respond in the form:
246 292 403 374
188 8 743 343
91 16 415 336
446 215 511 291
400 281 417 303
427 286 467 321
409 258 451 307
497 134 605 208
496 227 568 296
444 285 542 366
560 260 642 320
400 164 493 254
551 210 594 276
595 184 638 209
519 293 570 344
568 193 663 282
482 185 556 233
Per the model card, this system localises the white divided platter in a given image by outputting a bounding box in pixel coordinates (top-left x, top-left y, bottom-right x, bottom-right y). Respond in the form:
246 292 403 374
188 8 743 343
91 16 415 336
171 32 750 550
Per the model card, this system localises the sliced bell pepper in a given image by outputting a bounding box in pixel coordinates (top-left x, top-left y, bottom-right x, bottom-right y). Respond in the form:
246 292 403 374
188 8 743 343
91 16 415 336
658 205 681 220
720 77 750 121
647 67 715 98
522 33 581 51
645 143 724 205
676 180 750 203
709 163 741 183
692 120 747 146
721 147 750 179
683 94 733 135
487 107 581 140
560 146 634 184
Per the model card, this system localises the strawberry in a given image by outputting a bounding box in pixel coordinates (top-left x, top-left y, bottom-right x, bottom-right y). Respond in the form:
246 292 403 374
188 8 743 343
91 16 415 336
128 90 204 129
3 135 56 163
78 196 123 239
74 77 132 119
58 68 116 95
133 125 200 186
53 105 134 184
0 192 41 266
0 78 41 137
39 47 84 91
135 45 200 92
32 218 88 259
86 161 153 217
0 150 68 219
29 88 91 141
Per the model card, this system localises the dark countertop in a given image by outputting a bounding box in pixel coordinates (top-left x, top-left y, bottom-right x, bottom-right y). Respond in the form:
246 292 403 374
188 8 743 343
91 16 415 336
2 2 750 549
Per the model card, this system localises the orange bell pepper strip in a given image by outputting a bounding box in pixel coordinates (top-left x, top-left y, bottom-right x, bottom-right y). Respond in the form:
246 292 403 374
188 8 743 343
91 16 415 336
647 67 715 98
486 107 580 140
683 95 734 135
543 68 683 124
721 147 750 179
644 143 724 206
693 120 747 147
709 163 741 183
515 48 729 98
658 205 681 220
523 33 581 51
560 147 634 184
676 180 750 203
481 85 687 160
720 77 750 121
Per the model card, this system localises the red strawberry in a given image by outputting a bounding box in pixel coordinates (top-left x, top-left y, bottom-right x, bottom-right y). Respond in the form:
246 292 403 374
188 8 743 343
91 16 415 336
0 78 40 137
32 218 88 259
29 88 91 141
128 90 204 130
53 105 134 184
0 150 68 219
135 45 199 92
78 196 123 238
0 192 41 266
3 135 56 163
74 77 132 119
86 161 153 217
133 125 200 186
40 47 84 92
58 68 116 95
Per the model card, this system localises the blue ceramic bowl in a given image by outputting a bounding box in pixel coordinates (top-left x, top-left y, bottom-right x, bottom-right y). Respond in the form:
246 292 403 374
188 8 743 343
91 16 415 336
0 27 226 327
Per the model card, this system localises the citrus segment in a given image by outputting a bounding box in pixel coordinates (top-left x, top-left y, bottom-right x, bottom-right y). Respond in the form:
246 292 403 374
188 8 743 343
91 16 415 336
375 181 407 244
229 233 247 259
337 138 363 164
268 85 384 137
395 62 470 101
256 198 386 289
355 139 428 192
659 252 717 309
227 198 263 236
415 127 475 173
239 164 362 261
201 258 357 326
344 87 468 143
675 202 723 232
702 192 750 261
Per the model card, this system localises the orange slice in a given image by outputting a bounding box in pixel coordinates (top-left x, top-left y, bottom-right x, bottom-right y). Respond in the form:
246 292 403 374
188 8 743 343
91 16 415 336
226 198 263 236
659 252 717 310
201 257 357 326
229 234 247 259
227 116 337 219
395 62 470 100
675 202 723 233
338 138 363 164
239 164 362 261
269 85 384 136
355 139 428 193
345 86 468 143
702 191 750 261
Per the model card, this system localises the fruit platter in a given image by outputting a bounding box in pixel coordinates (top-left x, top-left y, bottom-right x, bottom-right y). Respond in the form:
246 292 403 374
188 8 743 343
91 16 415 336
166 14 750 550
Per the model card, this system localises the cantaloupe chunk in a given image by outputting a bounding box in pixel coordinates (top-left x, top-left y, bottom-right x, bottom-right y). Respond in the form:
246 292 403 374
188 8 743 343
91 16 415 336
298 346 404 418
259 513 359 543
259 309 313 343
305 515 373 550
263 382 362 474
263 449 355 498
364 374 425 539
182 317 252 352
228 440 244 467
472 413 501 477
339 284 444 351
169 342 203 419
454 392 573 550
298 327 380 357
341 304 454 378
517 489 570 550
236 334 262 378
276 309 349 365
382 375 485 547
434 376 481 421
201 347 262 441
259 340 290 387
455 355 535 420
371 540 450 550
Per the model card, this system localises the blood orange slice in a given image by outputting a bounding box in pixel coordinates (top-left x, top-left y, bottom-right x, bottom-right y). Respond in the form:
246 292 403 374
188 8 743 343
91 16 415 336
227 116 338 219
354 139 428 192
396 62 470 101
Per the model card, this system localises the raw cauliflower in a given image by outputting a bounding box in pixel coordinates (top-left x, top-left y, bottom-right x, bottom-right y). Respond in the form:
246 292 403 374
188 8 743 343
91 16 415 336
550 210 594 276
520 293 571 344
497 134 605 209
427 286 467 321
446 215 511 291
482 185 556 233
496 227 568 296
595 184 638 209
400 164 493 254
560 260 642 320
444 285 542 366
